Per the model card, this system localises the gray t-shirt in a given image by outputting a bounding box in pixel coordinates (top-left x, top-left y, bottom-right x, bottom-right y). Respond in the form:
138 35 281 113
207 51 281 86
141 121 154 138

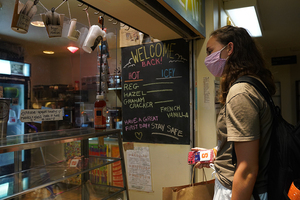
214 81 272 194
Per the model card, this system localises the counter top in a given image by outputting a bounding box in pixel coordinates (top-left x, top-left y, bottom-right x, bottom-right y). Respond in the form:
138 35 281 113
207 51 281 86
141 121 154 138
0 128 121 153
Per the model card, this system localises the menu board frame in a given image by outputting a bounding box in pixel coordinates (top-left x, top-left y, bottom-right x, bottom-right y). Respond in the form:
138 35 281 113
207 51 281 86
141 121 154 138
158 0 205 38
121 39 191 144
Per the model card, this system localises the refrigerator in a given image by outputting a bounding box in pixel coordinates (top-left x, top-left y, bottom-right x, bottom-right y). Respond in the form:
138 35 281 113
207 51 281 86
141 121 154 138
0 59 31 197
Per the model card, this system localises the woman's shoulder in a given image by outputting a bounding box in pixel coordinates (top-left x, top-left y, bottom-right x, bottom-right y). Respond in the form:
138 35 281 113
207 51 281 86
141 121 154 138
228 82 255 97
227 80 264 104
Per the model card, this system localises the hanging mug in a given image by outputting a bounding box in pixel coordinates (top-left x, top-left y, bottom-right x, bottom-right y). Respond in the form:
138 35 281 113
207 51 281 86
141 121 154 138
11 0 38 34
41 9 64 38
67 18 81 41
82 25 106 53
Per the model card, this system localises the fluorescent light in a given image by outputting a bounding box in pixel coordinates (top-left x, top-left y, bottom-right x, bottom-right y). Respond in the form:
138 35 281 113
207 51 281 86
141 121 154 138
226 6 262 37
224 0 262 37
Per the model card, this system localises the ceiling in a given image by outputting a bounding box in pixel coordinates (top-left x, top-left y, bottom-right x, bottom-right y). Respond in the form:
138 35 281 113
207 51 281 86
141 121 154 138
254 0 300 53
0 0 300 57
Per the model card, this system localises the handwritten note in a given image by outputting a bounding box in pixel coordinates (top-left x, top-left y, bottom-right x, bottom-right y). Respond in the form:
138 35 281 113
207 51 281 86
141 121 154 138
126 146 152 192
20 109 63 122
122 39 190 144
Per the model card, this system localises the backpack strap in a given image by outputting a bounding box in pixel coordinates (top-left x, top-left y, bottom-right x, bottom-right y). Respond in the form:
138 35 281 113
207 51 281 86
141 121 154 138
231 76 275 200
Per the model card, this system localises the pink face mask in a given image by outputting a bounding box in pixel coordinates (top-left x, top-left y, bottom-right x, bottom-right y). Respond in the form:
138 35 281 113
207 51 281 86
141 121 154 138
204 45 227 77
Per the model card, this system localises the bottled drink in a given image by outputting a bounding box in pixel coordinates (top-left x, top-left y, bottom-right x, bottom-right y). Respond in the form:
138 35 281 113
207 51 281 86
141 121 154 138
94 95 106 129
74 81 79 91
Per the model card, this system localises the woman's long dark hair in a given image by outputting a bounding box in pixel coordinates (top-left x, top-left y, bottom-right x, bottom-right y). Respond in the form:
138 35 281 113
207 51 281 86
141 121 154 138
211 25 276 104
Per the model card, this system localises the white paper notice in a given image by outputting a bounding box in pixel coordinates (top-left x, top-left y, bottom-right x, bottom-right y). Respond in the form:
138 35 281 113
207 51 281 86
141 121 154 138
203 77 210 103
126 146 153 192
20 109 63 122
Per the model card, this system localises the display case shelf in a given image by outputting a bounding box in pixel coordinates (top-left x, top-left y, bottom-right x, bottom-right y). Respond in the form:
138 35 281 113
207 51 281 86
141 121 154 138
0 128 119 153
0 128 128 200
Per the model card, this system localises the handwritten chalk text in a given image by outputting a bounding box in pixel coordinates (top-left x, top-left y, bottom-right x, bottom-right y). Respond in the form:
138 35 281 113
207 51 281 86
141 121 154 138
124 91 147 98
130 43 176 64
161 68 176 78
123 97 153 109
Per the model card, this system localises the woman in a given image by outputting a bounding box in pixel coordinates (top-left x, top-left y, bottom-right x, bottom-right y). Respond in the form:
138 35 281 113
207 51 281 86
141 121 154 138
193 25 276 200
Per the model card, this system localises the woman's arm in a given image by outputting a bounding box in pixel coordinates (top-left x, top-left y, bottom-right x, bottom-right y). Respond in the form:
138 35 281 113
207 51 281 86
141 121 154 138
231 140 259 200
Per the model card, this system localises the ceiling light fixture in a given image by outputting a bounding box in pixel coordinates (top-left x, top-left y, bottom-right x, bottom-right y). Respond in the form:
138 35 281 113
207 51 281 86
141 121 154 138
31 21 45 27
67 46 79 53
224 0 262 37
30 14 45 27
43 51 54 55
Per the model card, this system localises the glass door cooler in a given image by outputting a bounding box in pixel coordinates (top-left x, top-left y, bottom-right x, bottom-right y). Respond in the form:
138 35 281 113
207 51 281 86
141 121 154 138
0 59 31 198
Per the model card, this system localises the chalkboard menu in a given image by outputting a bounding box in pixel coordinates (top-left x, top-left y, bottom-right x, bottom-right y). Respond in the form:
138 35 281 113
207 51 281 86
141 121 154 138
121 39 190 144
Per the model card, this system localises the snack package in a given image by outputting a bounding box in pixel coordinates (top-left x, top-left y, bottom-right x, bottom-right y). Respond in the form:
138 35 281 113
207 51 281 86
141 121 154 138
188 151 196 165
188 149 215 165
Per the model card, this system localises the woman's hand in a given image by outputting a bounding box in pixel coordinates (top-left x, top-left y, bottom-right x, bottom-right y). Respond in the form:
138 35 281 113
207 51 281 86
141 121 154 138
191 147 212 169
191 147 207 152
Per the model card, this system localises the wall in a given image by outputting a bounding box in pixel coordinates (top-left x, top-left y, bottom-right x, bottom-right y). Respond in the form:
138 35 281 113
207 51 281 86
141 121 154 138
26 56 52 87
291 63 300 123
124 143 190 200
193 0 220 182
264 50 300 125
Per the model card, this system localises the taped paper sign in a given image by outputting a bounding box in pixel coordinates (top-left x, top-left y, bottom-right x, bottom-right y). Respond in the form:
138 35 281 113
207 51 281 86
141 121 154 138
20 109 63 122
126 146 153 192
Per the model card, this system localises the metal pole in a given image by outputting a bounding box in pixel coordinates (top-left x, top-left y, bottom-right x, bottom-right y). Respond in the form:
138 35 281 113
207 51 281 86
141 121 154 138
117 131 129 199
81 139 89 200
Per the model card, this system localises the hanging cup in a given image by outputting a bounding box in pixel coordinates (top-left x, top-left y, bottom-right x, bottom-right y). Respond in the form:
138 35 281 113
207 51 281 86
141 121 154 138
11 0 37 34
82 25 106 53
67 19 81 41
41 9 65 38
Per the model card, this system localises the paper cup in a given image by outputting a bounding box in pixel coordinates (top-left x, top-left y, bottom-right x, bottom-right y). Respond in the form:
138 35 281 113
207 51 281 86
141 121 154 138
68 19 81 41
11 0 31 34
41 13 65 38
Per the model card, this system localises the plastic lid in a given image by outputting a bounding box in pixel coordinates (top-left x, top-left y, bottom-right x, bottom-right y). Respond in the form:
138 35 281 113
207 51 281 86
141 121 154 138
96 94 104 100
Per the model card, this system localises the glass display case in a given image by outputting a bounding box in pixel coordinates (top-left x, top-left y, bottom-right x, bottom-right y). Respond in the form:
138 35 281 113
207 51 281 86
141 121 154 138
0 128 128 200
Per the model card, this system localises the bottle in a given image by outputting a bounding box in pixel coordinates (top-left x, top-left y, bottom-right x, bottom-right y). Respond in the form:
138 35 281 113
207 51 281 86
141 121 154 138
74 81 79 91
94 95 106 129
